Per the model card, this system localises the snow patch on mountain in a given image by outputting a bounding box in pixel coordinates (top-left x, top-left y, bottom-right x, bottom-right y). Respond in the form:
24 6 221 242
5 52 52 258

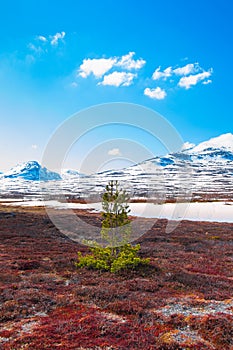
181 141 196 151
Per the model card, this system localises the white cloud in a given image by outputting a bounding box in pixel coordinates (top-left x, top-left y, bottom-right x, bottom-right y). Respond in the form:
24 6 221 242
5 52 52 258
37 35 47 42
144 87 167 100
99 71 136 87
31 144 38 149
77 54 212 93
50 31 66 46
152 63 198 80
79 58 117 78
116 52 146 70
28 43 37 51
108 148 121 156
78 52 145 80
27 31 65 59
152 62 214 89
152 66 172 80
178 70 212 89
173 63 197 76
28 43 44 54
202 79 212 85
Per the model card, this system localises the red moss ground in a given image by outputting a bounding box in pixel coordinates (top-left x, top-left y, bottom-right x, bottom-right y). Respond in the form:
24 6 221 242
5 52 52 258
0 205 233 349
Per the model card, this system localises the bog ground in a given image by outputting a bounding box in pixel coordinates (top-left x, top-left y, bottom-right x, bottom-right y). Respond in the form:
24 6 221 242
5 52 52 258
0 205 233 349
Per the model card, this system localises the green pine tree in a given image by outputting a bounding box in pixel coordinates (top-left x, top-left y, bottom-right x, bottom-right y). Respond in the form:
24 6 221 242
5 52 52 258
101 180 131 254
76 180 150 273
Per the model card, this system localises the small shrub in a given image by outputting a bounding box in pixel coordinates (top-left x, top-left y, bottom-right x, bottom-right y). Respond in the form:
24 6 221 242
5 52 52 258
76 243 149 273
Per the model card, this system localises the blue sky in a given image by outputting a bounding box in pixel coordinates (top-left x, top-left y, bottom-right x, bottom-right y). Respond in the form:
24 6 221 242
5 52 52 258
0 0 232 172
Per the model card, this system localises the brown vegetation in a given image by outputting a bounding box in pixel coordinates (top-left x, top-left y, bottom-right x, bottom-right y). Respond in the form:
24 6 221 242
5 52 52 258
0 205 233 349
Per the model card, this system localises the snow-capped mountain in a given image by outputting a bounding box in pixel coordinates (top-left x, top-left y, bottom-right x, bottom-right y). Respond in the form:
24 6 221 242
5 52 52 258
187 133 233 154
61 169 85 179
90 133 233 200
0 134 232 201
96 133 233 172
2 161 61 181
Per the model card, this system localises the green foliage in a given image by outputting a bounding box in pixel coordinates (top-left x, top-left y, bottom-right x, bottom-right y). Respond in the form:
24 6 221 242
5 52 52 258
76 244 150 273
101 180 131 248
76 180 150 273
110 244 150 273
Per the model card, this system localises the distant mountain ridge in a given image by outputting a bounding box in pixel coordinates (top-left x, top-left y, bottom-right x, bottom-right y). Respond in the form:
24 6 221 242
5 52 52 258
61 169 85 178
1 161 61 181
0 134 232 195
97 133 233 174
90 133 233 201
